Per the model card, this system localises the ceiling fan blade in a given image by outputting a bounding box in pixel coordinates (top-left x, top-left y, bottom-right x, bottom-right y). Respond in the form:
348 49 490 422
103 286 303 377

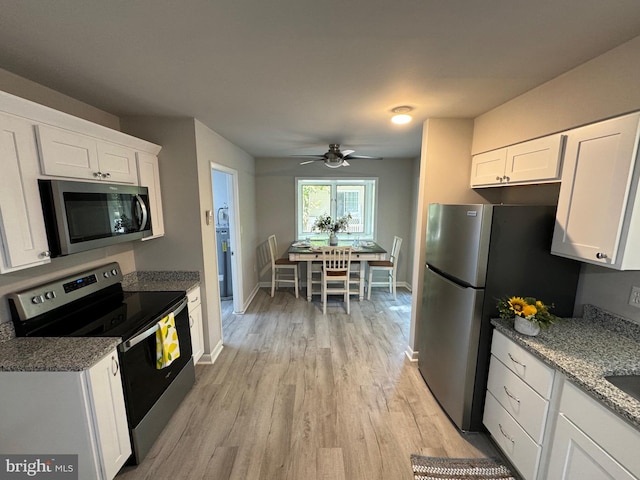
290 154 326 159
299 159 321 165
341 149 355 156
343 154 383 160
342 160 350 167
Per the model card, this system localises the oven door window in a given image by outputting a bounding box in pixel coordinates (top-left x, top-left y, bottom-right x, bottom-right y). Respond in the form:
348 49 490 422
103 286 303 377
63 192 148 243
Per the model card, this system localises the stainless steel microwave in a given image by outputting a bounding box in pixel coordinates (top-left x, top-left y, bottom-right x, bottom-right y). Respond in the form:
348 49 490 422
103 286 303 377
38 179 152 257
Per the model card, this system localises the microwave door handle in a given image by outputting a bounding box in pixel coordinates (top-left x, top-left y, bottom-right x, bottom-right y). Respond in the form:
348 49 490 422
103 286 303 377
120 298 188 352
134 194 148 231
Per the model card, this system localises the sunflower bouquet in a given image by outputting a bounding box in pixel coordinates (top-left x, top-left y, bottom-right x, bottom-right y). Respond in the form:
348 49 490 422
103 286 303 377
496 296 559 329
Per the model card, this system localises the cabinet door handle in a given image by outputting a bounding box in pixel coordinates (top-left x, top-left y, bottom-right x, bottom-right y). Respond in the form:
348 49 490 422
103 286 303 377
503 176 510 182
503 385 521 404
41 251 51 258
507 353 526 368
189 314 194 327
190 296 199 303
496 176 502 181
596 252 608 259
498 423 515 444
93 171 103 178
102 172 111 179
111 355 119 376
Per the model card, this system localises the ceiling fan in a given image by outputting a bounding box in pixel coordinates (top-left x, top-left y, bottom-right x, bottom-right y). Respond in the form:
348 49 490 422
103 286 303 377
292 144 383 168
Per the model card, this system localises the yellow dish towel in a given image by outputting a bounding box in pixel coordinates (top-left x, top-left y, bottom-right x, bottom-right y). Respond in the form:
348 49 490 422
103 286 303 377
156 312 180 369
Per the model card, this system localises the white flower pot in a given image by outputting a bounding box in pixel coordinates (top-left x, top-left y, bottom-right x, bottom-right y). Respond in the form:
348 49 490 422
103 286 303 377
514 316 540 336
329 233 338 246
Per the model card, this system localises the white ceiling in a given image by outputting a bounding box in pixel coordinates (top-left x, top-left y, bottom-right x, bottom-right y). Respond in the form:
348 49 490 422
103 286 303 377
1 1 639 159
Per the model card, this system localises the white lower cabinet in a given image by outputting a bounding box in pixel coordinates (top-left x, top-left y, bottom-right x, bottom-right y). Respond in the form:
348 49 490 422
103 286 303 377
0 113 51 272
188 286 204 363
484 331 553 480
0 350 131 480
546 381 640 479
486 330 640 480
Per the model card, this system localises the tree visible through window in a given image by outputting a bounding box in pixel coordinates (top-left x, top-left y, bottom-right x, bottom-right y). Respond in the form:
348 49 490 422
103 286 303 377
296 178 377 239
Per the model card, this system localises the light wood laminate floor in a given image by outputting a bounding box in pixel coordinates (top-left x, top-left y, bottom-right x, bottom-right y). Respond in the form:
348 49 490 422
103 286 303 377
118 288 497 480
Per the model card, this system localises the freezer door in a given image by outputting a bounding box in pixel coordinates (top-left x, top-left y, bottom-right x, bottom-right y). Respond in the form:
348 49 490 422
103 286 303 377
425 203 493 287
417 266 484 430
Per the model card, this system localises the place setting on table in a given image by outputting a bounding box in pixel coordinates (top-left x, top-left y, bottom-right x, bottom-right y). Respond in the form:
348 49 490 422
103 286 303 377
287 237 387 302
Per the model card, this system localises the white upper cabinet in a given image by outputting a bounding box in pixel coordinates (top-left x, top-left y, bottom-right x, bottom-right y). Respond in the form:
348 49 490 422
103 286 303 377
551 113 640 269
36 124 138 184
471 134 565 188
0 113 51 272
136 152 165 239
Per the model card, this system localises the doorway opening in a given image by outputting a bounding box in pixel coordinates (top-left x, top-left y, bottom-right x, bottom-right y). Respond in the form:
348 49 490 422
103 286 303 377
211 164 242 316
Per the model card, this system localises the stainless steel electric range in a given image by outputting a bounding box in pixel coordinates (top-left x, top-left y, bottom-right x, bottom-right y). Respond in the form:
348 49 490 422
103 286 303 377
9 262 195 464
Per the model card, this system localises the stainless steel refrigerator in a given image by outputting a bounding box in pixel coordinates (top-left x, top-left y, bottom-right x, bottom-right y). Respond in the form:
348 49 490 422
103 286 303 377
417 204 580 431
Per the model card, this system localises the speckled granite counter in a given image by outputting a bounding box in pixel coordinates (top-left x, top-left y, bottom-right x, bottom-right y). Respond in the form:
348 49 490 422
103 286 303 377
0 337 121 372
122 270 200 293
492 304 640 429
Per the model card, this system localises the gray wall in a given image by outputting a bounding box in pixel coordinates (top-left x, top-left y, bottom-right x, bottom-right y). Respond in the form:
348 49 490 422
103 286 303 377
120 117 258 357
254 157 415 286
472 34 640 323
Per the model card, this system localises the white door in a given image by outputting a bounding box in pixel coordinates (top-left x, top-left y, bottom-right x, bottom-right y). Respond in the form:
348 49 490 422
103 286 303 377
505 134 565 184
211 164 243 314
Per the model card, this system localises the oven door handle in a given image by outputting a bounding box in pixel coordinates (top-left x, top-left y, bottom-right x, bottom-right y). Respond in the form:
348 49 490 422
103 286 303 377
120 297 188 352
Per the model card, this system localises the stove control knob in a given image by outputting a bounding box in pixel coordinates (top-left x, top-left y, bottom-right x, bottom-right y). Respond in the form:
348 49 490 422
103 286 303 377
31 295 45 304
44 291 56 300
103 271 110 278
111 268 118 276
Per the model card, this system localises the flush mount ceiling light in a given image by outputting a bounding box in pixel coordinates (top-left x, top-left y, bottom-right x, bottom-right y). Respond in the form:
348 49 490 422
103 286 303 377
391 106 413 125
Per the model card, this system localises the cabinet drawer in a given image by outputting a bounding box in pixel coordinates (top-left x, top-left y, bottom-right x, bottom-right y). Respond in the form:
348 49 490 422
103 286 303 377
491 330 554 398
484 392 541 480
188 286 201 308
487 355 549 444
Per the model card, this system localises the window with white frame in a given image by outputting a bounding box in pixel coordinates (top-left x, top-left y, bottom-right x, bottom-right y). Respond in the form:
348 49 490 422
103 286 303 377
296 178 377 239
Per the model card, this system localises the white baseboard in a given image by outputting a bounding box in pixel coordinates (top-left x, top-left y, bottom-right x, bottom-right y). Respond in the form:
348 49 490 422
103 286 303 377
198 339 223 365
239 284 260 313
405 345 419 362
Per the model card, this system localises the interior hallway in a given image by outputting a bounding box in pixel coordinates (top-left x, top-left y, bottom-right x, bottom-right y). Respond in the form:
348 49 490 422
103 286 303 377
117 288 497 480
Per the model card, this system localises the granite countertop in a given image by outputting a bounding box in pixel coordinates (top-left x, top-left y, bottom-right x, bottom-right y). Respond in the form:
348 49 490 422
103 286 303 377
122 270 200 293
0 270 200 372
491 304 640 429
0 337 121 372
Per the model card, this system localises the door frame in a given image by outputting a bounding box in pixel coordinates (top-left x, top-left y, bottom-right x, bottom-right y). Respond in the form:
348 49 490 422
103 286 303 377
211 162 243 314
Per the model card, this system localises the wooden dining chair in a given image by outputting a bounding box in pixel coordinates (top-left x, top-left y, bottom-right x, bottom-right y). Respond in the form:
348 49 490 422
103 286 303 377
367 236 402 300
321 246 352 314
268 234 299 298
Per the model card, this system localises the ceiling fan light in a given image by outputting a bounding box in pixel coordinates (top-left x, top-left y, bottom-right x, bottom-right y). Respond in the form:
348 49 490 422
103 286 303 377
391 113 412 124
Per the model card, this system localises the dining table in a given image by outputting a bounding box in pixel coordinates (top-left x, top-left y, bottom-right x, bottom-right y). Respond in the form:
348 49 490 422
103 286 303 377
287 240 387 301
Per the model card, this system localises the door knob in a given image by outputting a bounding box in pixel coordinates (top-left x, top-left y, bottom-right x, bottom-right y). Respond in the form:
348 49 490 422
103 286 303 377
596 252 608 259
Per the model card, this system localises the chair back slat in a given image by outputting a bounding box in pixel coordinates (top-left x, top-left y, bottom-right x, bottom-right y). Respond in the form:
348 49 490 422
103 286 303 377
321 246 352 274
268 234 278 266
390 236 403 264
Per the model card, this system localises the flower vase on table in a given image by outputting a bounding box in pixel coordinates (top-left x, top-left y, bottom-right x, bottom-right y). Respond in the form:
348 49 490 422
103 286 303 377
313 213 352 246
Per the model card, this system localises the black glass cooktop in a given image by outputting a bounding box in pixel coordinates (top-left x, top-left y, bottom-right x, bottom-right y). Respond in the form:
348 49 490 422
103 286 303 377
14 285 185 340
